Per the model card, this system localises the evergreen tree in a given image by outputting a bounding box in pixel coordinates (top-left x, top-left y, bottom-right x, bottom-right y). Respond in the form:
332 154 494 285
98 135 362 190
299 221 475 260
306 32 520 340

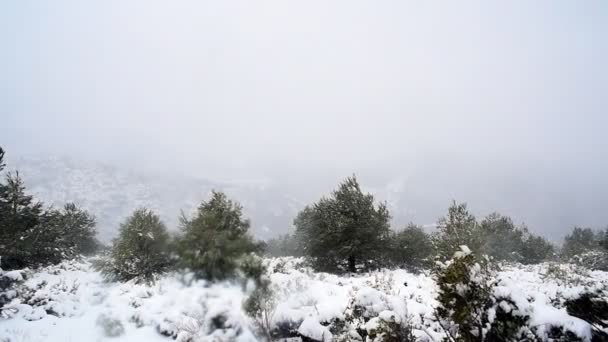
433 201 480 260
56 203 99 256
0 147 5 172
0 148 97 269
561 227 599 259
478 213 526 262
177 191 260 280
294 176 391 273
0 172 48 269
103 208 171 283
520 233 555 264
389 223 433 271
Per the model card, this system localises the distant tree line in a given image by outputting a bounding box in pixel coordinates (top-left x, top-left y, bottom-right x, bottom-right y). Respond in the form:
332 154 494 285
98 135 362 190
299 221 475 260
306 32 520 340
268 176 608 273
2 145 608 279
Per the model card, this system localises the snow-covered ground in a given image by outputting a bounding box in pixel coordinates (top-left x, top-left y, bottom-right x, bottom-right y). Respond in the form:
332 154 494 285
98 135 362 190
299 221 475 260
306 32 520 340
1 258 607 342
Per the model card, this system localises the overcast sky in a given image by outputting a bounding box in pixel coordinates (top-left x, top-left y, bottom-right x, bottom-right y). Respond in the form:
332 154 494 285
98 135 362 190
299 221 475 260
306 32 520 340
2 1 607 235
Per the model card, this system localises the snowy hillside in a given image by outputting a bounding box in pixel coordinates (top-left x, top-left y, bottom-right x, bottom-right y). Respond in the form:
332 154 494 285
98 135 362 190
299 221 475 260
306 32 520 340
1 258 607 341
5 155 607 244
7 156 304 242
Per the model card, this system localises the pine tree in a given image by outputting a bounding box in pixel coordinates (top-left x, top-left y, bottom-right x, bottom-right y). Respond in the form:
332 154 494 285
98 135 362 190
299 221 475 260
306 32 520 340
433 201 480 260
103 208 171 283
56 203 99 256
294 176 391 273
389 223 433 271
561 227 599 259
478 213 527 262
177 191 260 280
0 147 5 172
520 233 554 264
0 148 98 269
0 172 47 269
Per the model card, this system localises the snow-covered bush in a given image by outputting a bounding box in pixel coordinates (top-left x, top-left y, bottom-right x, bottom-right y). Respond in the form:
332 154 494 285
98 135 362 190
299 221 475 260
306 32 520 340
364 311 415 342
561 227 601 260
564 291 608 340
569 251 608 271
540 262 595 288
298 316 333 341
0 267 24 317
435 246 530 342
1 255 607 342
243 278 276 341
242 254 277 340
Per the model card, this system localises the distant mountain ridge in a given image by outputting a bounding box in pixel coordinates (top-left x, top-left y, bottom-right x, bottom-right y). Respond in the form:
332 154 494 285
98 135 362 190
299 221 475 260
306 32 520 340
6 156 303 243
5 155 606 244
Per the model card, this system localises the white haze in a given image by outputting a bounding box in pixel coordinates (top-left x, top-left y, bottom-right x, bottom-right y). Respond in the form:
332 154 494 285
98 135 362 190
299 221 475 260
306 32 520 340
1 0 607 238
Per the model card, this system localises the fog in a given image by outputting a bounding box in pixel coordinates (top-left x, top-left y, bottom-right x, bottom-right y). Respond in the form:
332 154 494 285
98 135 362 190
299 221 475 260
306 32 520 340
2 0 607 237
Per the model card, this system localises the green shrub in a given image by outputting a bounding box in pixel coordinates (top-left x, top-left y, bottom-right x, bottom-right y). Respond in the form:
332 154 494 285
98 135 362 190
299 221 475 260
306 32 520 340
243 276 276 341
389 223 433 271
432 202 481 261
102 208 171 283
365 312 415 342
435 246 529 342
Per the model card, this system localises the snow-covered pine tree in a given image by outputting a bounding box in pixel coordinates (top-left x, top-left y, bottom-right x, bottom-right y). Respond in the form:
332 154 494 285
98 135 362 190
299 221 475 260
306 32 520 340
294 175 391 273
0 147 95 268
433 201 481 260
55 203 99 256
177 191 260 280
0 171 52 269
520 233 555 264
103 208 171 283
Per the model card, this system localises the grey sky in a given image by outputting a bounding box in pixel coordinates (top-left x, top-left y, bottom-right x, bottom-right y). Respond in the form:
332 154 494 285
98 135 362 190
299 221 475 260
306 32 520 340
1 1 608 236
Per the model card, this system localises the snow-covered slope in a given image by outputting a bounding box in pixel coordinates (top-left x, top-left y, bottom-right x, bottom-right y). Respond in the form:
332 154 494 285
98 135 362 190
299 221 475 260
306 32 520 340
1 259 607 342
6 156 303 242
